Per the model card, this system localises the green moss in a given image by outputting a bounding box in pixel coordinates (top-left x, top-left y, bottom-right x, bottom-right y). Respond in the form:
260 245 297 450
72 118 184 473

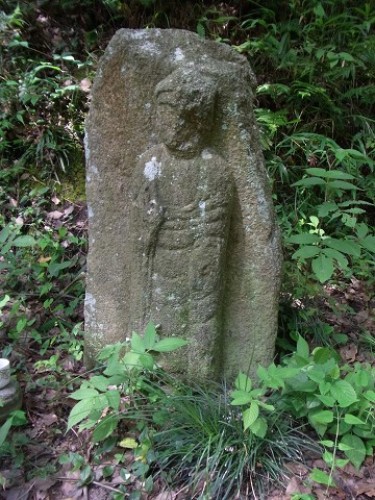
58 154 86 201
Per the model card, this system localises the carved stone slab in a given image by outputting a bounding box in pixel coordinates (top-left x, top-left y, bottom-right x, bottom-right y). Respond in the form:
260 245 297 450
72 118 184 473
85 29 282 381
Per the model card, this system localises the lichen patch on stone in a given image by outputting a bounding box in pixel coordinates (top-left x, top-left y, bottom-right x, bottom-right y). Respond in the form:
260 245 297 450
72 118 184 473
174 48 185 61
144 157 161 181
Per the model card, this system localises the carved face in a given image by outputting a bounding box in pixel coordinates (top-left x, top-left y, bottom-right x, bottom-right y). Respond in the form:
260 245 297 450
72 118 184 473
156 98 208 154
155 70 217 155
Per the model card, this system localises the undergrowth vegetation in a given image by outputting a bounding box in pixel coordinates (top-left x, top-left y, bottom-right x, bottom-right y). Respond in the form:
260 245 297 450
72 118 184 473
0 0 374 498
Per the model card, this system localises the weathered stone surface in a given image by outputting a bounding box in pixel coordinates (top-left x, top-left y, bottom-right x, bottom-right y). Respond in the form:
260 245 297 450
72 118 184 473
0 379 22 422
85 29 282 381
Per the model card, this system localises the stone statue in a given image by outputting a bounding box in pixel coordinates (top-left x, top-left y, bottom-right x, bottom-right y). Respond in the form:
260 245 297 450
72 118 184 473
85 29 282 382
129 68 233 378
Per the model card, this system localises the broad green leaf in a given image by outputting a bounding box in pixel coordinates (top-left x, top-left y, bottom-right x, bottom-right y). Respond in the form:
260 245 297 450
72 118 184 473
364 390 375 403
231 390 253 406
325 238 361 257
292 177 326 188
356 223 369 239
48 260 74 277
106 390 120 411
318 201 338 217
0 226 11 245
92 415 118 443
0 295 10 309
119 437 138 449
139 352 154 370
354 369 370 388
309 468 335 487
297 335 309 359
321 248 348 269
304 168 355 181
143 322 157 350
8 410 27 427
104 357 125 376
307 367 325 384
152 337 188 352
257 401 275 412
320 440 334 447
123 351 141 369
336 458 350 468
250 416 267 438
131 332 145 353
288 233 321 245
313 3 325 17
90 375 110 392
292 245 320 260
70 388 99 400
0 418 13 448
309 410 334 425
313 347 336 364
340 434 366 469
12 235 37 247
305 167 330 178
243 401 259 430
330 380 358 408
327 180 358 190
323 450 334 465
67 398 96 430
319 380 332 396
317 394 336 406
343 208 366 215
325 170 355 180
312 254 334 283
235 372 252 392
361 236 375 253
344 414 366 426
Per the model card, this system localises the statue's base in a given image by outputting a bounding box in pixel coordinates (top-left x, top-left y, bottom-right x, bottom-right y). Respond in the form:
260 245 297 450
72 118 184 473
0 379 22 422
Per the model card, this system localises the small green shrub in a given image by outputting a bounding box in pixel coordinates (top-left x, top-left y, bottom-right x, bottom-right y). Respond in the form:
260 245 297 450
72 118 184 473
233 336 375 486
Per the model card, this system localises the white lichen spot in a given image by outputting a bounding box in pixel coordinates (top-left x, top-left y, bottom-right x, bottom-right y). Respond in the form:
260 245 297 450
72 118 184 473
129 31 147 40
201 149 213 160
84 132 90 159
152 273 158 281
142 41 158 54
121 65 127 76
87 204 94 219
155 288 162 295
199 200 206 217
144 102 151 109
174 48 185 61
144 157 161 181
167 293 176 301
89 164 99 175
85 292 96 317
147 199 158 215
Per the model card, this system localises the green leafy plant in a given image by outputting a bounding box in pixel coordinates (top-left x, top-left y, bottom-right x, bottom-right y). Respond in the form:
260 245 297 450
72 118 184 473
235 1 375 295
67 322 188 439
68 327 320 498
0 410 28 468
235 337 375 485
149 381 316 499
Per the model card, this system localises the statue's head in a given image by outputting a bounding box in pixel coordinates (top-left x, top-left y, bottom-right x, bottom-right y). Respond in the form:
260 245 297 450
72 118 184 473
155 68 217 155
